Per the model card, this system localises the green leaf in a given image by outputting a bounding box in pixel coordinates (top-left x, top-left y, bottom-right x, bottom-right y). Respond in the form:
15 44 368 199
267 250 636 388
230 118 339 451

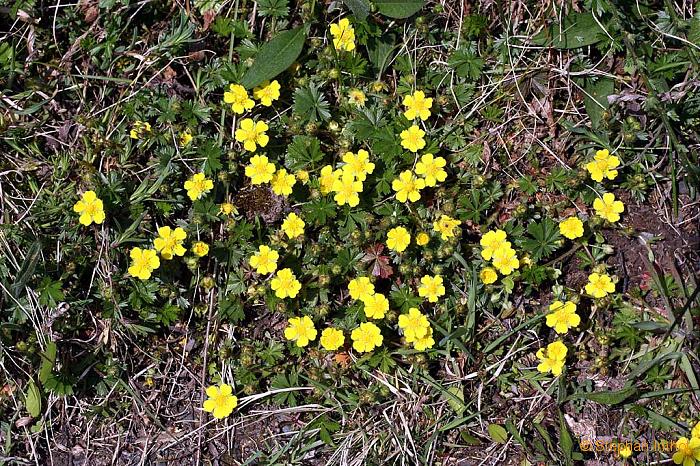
366 34 397 76
583 78 614 128
240 27 307 89
374 0 425 19
39 341 57 385
567 386 637 405
559 411 574 465
343 0 370 20
487 424 508 444
11 240 42 298
293 83 331 123
285 135 324 171
533 12 605 49
521 218 561 261
25 380 41 418
445 385 466 415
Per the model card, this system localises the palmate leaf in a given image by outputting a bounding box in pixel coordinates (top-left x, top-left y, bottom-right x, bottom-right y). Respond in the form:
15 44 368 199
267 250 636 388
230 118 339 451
521 218 561 261
361 244 393 278
285 135 324 171
293 83 331 123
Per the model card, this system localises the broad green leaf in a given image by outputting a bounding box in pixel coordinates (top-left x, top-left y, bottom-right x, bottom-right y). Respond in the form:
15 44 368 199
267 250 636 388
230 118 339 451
583 78 614 128
374 0 425 19
25 380 41 418
559 411 574 465
39 341 57 385
487 423 508 444
533 12 604 49
240 27 307 89
567 386 637 405
12 240 41 298
343 0 370 20
445 385 466 415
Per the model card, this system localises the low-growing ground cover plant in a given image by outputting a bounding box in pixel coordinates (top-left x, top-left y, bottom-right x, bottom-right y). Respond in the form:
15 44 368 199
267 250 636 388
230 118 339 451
1 0 699 464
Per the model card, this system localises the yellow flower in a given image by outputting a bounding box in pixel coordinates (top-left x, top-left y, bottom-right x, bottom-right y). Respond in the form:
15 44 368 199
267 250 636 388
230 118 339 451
400 125 426 153
348 277 375 302
585 272 615 298
284 315 317 347
479 229 509 260
492 246 519 275
128 247 160 280
479 267 498 284
223 84 254 114
295 170 310 184
342 149 375 181
536 341 568 376
203 384 238 419
387 226 411 253
271 168 296 196
351 322 383 353
362 292 389 319
330 18 355 52
585 149 620 182
319 165 341 194
235 118 269 152
412 325 435 351
271 268 301 299
320 327 345 351
673 437 700 466
418 275 445 303
692 421 700 439
619 444 632 459
348 89 366 107
253 80 280 106
281 212 305 239
179 129 193 146
398 307 430 341
129 120 151 139
192 241 209 257
402 90 433 121
392 170 425 203
416 232 430 246
545 300 581 334
332 171 363 207
73 190 105 226
415 153 447 187
559 217 584 240
593 192 624 223
153 226 187 260
432 215 461 240
249 245 279 274
184 173 214 201
245 155 276 185
219 202 236 216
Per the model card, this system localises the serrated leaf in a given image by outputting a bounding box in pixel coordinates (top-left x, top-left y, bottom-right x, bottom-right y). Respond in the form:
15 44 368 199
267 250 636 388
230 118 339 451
487 424 508 444
374 0 425 19
25 380 41 418
240 26 307 89
343 0 370 20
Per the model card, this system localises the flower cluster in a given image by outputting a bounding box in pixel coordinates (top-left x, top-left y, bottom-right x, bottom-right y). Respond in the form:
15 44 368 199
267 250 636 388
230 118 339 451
673 421 700 466
479 229 519 281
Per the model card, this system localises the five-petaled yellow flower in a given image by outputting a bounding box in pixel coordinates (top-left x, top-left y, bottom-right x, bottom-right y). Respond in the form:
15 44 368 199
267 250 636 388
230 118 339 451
128 247 160 280
192 241 209 257
362 292 389 319
351 322 383 353
418 275 445 303
154 226 187 260
480 267 498 284
400 125 426 153
412 326 435 351
203 384 238 419
480 229 510 261
398 308 430 341
545 300 580 334
219 202 235 216
348 277 375 302
559 217 584 240
281 212 305 239
235 119 269 152
387 226 411 253
284 315 317 347
253 80 281 106
249 245 279 274
492 246 519 275
392 170 425 203
73 191 105 226
415 153 447 187
179 129 193 147
433 215 461 240
348 89 366 107
403 90 433 121
130 120 151 139
330 18 356 52
271 168 296 197
585 149 620 182
271 268 302 299
536 340 568 376
673 436 700 466
416 232 430 246
223 84 254 114
342 149 375 181
585 272 615 298
332 171 363 207
319 165 342 195
320 327 345 351
184 173 214 201
593 192 624 223
245 155 276 185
